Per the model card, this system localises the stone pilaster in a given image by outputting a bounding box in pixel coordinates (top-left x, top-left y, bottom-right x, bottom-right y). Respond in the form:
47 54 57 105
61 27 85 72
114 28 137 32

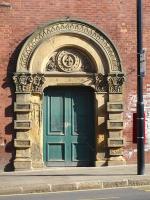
14 94 32 170
106 73 126 165
95 92 108 166
13 73 45 170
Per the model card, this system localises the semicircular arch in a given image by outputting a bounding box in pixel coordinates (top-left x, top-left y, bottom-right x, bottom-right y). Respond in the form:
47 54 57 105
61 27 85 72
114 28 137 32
17 19 123 74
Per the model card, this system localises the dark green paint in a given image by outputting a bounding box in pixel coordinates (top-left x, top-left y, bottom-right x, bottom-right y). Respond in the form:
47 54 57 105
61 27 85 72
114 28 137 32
43 87 95 166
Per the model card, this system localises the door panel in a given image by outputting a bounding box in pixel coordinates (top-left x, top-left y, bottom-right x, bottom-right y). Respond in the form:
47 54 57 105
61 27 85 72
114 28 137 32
50 96 64 133
72 143 92 161
47 143 65 161
44 87 95 166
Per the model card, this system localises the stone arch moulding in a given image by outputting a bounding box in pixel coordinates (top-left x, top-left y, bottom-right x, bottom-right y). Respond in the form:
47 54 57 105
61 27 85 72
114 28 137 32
13 19 125 171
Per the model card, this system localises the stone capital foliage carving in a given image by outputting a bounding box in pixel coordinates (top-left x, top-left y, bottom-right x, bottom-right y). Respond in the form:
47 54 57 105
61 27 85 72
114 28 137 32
13 73 32 93
32 74 45 93
13 73 45 93
93 73 125 93
17 19 122 73
13 72 125 94
93 73 108 92
107 73 125 93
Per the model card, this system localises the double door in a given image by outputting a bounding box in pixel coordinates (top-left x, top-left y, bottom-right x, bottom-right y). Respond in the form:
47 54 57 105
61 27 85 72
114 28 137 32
43 87 95 166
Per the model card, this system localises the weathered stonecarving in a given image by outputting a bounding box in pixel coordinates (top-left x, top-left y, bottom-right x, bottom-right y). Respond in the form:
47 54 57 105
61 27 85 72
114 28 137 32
46 48 93 73
13 73 45 93
13 19 125 171
93 73 125 93
107 73 125 93
17 20 121 73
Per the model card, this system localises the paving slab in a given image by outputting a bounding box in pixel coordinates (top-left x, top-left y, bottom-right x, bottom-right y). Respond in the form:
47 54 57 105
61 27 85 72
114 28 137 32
0 165 150 195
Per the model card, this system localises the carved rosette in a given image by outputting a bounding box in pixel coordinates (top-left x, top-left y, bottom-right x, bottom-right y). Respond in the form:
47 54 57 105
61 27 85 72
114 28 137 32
107 73 125 93
46 48 93 73
13 73 45 93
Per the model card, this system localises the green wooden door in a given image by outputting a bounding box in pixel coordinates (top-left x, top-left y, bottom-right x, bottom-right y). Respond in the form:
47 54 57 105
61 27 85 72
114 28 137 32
43 87 95 166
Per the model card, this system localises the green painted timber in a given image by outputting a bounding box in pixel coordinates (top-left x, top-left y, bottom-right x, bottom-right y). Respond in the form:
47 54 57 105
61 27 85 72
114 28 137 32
43 87 95 167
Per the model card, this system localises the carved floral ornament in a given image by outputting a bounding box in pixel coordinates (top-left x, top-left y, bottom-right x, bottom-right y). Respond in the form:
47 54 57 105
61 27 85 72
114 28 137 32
13 73 45 93
107 73 125 93
94 73 125 93
13 72 125 94
46 48 93 73
17 20 122 72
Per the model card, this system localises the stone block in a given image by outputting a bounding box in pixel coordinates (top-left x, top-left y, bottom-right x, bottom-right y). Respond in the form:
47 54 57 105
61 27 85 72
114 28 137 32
14 159 32 170
108 138 125 147
22 184 50 194
14 102 32 112
128 179 150 186
95 160 107 167
107 120 124 130
107 159 126 166
14 139 31 148
0 187 22 195
109 147 123 156
14 120 32 129
107 102 123 112
109 94 123 102
103 180 128 188
109 131 122 138
77 181 102 190
16 149 31 158
16 131 29 139
51 183 77 192
109 113 123 120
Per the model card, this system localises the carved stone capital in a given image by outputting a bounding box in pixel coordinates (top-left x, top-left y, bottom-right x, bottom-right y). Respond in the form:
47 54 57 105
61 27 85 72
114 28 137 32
93 73 125 93
13 73 45 94
107 73 125 93
32 74 45 93
13 73 32 93
93 73 107 92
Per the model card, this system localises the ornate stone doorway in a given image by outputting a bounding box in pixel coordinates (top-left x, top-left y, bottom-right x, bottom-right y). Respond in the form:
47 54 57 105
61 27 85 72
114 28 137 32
13 19 125 170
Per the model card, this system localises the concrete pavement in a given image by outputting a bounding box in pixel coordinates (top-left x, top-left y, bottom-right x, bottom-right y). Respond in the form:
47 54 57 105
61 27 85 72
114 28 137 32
0 165 150 195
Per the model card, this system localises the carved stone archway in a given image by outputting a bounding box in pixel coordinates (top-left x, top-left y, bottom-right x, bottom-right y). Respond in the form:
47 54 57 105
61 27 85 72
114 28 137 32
13 19 125 170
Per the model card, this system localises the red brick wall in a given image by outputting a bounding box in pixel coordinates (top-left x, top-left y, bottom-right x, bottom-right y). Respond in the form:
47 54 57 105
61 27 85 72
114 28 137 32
0 0 150 170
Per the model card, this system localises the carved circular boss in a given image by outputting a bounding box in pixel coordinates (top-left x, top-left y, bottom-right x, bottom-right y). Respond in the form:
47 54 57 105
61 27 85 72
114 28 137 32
57 49 82 72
